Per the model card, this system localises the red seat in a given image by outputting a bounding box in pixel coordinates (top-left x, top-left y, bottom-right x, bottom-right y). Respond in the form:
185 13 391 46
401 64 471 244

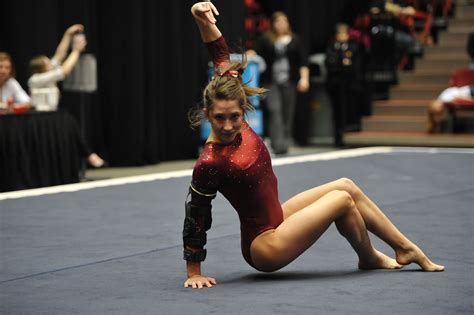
446 68 474 108
448 68 474 87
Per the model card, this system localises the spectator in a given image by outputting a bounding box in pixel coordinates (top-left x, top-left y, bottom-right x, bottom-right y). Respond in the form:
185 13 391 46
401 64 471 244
249 11 310 154
28 24 105 168
28 24 86 111
427 33 474 133
0 52 32 114
428 85 474 133
369 0 416 67
325 23 366 147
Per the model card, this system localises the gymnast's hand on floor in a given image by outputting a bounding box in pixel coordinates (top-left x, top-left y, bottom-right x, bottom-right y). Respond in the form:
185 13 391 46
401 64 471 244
184 275 217 289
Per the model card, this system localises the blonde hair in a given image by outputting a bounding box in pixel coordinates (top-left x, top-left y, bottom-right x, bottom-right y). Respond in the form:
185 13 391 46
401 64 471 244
188 61 267 129
28 55 49 75
0 52 15 78
265 11 293 43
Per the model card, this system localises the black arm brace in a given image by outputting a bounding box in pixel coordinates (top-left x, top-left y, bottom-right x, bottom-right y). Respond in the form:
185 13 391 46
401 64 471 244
182 186 215 262
183 202 212 247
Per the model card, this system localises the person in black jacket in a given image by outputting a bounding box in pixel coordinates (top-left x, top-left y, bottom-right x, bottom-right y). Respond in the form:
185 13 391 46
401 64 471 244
248 11 309 154
325 23 366 147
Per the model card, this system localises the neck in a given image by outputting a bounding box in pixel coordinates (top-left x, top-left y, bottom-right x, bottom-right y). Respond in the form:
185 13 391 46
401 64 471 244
207 130 219 143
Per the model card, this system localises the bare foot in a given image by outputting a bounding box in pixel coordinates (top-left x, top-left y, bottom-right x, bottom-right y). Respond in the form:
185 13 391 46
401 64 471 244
396 245 445 272
359 249 402 270
87 153 105 168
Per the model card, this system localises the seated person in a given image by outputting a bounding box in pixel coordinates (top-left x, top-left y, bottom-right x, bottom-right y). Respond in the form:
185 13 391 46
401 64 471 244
369 0 416 67
428 85 474 133
28 24 105 168
0 52 32 114
427 33 474 133
384 0 416 16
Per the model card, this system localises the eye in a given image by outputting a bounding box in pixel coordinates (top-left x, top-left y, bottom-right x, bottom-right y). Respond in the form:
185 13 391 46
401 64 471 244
230 113 242 121
214 114 225 121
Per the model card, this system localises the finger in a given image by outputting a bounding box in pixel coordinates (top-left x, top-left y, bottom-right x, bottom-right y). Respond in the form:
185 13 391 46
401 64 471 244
197 282 203 289
209 2 219 16
196 9 212 24
195 15 209 25
192 282 197 289
205 282 213 288
205 11 216 24
184 281 189 288
209 278 217 284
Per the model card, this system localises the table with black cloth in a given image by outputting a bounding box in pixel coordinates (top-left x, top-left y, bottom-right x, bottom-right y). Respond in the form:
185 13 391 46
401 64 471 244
0 111 82 192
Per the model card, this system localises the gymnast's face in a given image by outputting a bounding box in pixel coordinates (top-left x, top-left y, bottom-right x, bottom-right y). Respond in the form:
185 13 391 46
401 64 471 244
206 99 244 144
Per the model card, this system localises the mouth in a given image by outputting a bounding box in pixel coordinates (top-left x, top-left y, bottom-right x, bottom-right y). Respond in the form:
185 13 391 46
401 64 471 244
221 131 235 137
220 132 237 142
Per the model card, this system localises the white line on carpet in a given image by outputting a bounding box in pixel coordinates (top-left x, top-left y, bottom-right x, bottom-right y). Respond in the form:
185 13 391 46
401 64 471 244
1 146 473 201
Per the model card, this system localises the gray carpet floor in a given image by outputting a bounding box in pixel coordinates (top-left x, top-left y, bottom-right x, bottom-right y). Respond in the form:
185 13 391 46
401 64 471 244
1 148 473 314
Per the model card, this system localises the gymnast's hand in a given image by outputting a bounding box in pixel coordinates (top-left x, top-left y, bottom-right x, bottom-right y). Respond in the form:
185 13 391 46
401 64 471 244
184 275 217 289
191 1 219 25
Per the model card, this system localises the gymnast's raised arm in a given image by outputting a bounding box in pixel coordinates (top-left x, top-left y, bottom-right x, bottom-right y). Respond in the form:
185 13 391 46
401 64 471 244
191 1 221 43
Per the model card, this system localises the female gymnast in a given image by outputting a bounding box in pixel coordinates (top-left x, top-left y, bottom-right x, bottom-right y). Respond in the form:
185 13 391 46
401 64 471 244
183 1 444 289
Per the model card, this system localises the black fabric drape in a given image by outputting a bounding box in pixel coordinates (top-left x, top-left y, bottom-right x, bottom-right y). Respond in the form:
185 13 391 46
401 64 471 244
0 112 81 192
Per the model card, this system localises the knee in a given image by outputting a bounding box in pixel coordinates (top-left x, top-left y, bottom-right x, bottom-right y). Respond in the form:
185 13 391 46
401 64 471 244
429 100 443 114
327 190 355 212
336 177 360 197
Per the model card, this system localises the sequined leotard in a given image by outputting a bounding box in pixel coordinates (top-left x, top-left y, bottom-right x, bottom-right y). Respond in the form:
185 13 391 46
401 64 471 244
189 36 284 267
191 121 283 267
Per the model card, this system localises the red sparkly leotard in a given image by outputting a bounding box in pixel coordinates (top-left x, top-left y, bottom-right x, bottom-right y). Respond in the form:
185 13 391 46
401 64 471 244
189 36 284 267
191 122 284 267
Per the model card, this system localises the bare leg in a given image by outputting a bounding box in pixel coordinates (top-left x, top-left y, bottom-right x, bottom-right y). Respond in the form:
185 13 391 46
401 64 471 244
281 178 444 271
250 190 400 272
428 100 445 133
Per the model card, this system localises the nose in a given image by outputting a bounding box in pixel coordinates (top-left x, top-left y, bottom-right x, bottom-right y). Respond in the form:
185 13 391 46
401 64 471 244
223 119 233 131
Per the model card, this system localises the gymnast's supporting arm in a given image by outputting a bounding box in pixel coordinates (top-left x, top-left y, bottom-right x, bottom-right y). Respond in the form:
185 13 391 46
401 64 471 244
183 184 217 288
183 185 214 260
